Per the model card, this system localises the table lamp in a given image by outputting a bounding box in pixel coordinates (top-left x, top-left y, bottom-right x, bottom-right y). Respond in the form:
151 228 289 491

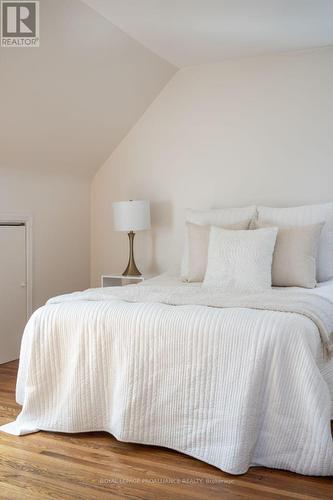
112 200 151 276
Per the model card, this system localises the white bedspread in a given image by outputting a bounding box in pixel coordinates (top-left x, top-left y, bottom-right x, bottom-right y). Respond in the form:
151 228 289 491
1 277 333 475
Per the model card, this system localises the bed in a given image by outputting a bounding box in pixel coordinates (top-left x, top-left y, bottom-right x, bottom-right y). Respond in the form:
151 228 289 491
1 274 333 476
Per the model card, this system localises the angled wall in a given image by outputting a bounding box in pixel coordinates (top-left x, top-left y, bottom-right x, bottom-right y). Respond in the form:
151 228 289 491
0 0 175 177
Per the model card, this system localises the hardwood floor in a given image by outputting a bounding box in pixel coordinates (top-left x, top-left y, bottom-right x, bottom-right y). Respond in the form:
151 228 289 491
0 361 332 499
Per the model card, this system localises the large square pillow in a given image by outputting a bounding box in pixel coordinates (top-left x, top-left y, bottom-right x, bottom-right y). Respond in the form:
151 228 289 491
181 206 256 280
254 221 323 288
257 203 333 282
203 226 278 292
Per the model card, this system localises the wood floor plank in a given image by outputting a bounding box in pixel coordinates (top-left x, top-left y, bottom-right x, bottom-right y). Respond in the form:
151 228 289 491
0 360 332 499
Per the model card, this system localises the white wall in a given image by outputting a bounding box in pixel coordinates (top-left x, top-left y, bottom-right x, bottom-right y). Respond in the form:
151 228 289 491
0 0 175 177
91 47 333 285
0 168 90 310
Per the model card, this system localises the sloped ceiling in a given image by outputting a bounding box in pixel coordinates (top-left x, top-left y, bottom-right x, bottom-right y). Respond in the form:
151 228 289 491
0 0 175 177
82 0 333 67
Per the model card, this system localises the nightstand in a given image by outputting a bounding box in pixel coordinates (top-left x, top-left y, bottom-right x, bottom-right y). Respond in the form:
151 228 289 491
101 275 146 287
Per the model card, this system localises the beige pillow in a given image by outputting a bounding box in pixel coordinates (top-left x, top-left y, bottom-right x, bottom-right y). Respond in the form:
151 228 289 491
184 220 250 282
181 206 256 279
254 221 324 288
257 203 333 282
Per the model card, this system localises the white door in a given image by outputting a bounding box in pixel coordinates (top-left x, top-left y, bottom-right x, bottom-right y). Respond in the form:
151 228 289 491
0 225 27 364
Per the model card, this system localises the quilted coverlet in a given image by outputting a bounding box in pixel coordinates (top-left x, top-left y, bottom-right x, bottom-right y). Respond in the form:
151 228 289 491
1 283 333 475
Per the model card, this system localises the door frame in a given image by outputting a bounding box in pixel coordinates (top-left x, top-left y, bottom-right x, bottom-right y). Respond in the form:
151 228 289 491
0 213 33 319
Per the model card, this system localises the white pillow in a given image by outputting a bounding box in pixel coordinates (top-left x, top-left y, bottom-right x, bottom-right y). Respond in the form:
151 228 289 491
257 203 333 282
181 206 256 279
184 220 250 282
203 226 278 292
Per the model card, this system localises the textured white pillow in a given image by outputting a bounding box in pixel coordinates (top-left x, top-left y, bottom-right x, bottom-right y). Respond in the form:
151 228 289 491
257 203 333 282
184 220 250 282
203 227 278 292
181 206 256 279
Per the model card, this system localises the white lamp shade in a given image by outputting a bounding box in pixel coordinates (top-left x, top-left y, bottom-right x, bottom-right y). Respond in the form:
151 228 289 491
113 200 151 232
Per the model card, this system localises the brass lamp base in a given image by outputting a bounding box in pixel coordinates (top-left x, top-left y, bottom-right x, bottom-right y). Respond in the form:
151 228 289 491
122 231 142 276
